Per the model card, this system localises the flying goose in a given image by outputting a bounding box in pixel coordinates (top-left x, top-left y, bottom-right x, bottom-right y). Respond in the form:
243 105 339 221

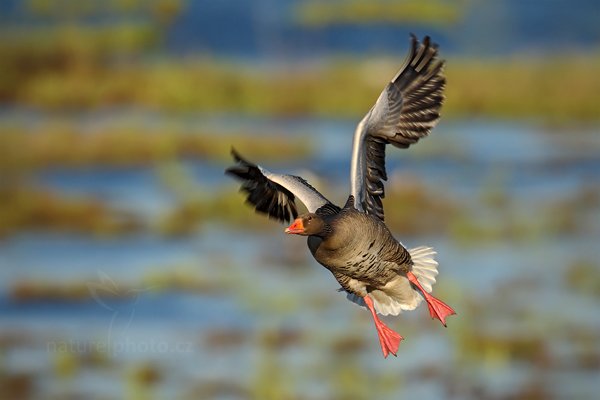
226 35 454 358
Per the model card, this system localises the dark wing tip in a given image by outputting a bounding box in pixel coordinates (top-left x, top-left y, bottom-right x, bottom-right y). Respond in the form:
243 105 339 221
361 34 445 222
226 148 259 179
409 33 417 44
231 147 240 162
422 35 431 47
225 149 298 224
230 146 252 165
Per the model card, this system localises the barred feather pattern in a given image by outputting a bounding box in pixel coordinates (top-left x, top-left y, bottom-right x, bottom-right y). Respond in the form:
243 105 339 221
352 34 446 220
344 245 440 316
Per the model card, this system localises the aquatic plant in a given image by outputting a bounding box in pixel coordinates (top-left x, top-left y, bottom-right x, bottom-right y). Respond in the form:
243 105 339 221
295 0 465 27
0 125 313 172
2 24 600 122
0 185 141 238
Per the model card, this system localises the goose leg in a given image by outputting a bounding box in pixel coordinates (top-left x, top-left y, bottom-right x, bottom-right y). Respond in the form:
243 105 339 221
406 271 456 326
363 295 403 358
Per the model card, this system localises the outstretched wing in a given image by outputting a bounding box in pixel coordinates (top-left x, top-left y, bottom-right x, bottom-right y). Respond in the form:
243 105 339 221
225 149 331 223
350 35 446 220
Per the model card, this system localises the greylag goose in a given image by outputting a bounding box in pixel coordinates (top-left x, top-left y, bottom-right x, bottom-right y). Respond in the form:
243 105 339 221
226 35 455 358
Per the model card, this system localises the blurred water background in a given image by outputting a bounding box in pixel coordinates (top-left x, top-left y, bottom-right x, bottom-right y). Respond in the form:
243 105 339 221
1 1 600 399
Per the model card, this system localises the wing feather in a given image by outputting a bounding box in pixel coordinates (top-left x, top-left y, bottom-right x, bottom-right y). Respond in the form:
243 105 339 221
350 35 446 220
226 149 332 223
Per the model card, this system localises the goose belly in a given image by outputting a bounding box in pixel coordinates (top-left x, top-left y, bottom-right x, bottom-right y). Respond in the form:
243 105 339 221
308 236 399 285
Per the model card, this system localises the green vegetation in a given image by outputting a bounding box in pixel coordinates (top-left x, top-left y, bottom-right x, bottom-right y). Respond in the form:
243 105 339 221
0 125 312 172
446 56 600 122
0 185 140 238
2 168 597 241
25 0 184 21
564 260 600 298
3 54 600 122
2 23 600 122
383 180 458 236
9 265 231 303
0 23 157 102
2 3 598 400
6 251 599 399
295 0 466 27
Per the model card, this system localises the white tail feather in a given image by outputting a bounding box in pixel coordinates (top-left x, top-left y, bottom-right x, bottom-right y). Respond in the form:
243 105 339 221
408 246 439 293
345 246 439 316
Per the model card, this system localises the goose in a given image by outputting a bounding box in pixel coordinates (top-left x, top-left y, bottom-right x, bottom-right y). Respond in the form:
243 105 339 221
226 35 455 358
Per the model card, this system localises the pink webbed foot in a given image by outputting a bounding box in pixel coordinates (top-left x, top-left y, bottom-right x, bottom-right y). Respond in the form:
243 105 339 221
407 271 456 326
363 295 404 358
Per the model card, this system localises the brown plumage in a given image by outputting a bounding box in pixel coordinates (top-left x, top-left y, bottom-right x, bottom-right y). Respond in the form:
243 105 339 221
284 196 455 357
227 35 455 358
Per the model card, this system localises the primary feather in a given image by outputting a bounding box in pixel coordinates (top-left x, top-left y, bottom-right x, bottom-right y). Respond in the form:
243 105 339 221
350 35 446 220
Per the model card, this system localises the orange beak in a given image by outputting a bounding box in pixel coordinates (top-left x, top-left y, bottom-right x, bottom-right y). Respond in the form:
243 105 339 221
285 218 304 234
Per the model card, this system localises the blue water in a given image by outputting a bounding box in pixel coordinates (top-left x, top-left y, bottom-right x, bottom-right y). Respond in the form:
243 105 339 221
2 1 600 395
1 116 600 399
1 0 599 58
21 115 600 208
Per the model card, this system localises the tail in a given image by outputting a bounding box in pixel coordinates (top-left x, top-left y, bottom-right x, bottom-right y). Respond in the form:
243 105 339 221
408 246 439 293
345 246 439 316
